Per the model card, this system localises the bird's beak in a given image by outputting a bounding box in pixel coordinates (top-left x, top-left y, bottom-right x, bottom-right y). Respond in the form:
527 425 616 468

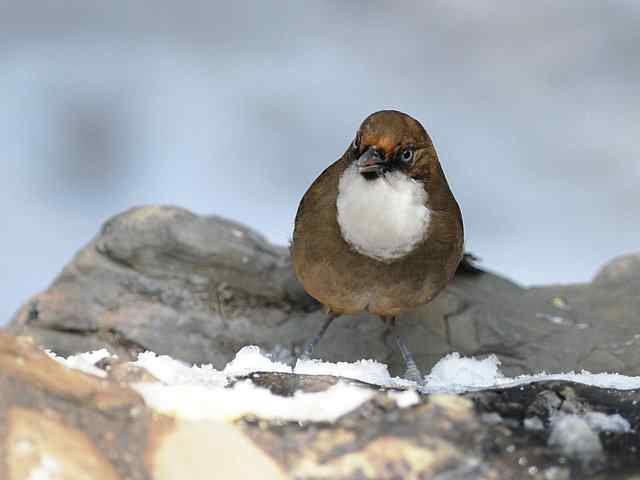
356 147 385 175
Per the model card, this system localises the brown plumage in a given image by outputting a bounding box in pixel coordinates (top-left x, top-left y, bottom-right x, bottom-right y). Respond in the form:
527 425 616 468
292 110 463 316
291 110 463 379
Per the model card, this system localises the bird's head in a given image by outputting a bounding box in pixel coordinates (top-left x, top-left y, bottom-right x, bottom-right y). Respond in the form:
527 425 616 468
350 110 437 182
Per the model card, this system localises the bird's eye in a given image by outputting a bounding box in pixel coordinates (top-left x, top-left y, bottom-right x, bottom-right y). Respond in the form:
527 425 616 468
400 148 414 163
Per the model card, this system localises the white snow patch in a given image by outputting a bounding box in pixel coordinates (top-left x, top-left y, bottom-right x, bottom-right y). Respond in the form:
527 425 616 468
46 348 113 378
583 412 631 433
133 380 373 422
29 455 61 480
47 346 640 425
424 352 503 392
388 389 421 408
548 414 603 461
336 163 430 261
225 346 292 377
506 371 640 391
294 357 412 388
528 411 630 436
422 351 640 393
132 351 227 388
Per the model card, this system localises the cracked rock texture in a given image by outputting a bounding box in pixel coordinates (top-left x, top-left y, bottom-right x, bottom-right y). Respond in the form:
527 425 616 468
7 205 640 377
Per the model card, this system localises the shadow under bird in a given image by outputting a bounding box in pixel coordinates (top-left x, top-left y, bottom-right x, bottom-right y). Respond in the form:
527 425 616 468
291 110 464 382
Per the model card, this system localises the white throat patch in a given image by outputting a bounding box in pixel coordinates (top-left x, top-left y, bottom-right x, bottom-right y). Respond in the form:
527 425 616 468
336 163 431 261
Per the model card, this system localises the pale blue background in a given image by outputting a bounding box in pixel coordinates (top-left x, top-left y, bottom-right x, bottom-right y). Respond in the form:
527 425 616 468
1 1 639 323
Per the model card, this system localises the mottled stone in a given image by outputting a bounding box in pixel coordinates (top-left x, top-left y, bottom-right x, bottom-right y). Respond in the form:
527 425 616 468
7 407 121 480
1 332 640 478
150 421 285 480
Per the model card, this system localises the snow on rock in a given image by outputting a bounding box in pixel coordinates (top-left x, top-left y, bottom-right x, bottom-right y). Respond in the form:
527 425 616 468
582 412 631 433
294 357 413 388
133 380 374 422
46 348 113 378
45 346 640 425
132 351 227 388
422 351 640 393
48 347 640 393
224 346 292 377
548 414 604 462
388 389 421 408
131 347 381 422
423 352 504 392
506 371 640 391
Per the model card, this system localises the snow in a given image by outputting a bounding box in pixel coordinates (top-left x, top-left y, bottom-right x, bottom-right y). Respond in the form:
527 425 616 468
132 351 228 388
46 348 113 378
53 346 640 393
47 345 640 425
423 352 640 393
295 357 413 388
225 346 291 377
424 352 503 392
134 380 374 422
130 347 376 422
548 415 603 461
388 389 421 408
582 412 630 433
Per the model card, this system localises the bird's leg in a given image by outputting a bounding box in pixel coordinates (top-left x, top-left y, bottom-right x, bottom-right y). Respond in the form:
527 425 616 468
387 316 423 384
380 317 395 348
299 312 338 360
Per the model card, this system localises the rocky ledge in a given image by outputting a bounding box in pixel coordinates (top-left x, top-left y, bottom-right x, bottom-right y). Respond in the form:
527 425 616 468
3 205 640 479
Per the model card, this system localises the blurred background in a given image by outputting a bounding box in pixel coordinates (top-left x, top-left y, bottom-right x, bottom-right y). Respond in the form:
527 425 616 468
1 1 639 324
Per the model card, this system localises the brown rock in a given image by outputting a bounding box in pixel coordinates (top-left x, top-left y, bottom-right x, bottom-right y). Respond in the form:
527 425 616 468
0 332 639 478
7 407 121 480
149 421 286 480
0 331 286 480
0 333 157 479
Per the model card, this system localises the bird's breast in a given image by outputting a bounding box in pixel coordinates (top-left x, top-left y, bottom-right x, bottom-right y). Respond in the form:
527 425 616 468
336 164 431 262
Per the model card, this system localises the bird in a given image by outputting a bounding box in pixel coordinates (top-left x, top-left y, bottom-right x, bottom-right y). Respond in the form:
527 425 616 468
291 110 464 382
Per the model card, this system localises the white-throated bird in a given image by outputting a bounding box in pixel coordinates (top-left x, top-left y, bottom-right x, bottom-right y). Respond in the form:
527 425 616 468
291 110 464 382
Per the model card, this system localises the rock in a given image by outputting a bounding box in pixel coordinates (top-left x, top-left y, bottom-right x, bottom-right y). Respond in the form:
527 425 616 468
6 206 640 378
152 421 285 480
0 332 154 480
594 253 640 285
0 332 290 479
3 332 640 479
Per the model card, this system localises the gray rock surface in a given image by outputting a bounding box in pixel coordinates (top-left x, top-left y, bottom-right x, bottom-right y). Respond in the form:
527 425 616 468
6 205 640 377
